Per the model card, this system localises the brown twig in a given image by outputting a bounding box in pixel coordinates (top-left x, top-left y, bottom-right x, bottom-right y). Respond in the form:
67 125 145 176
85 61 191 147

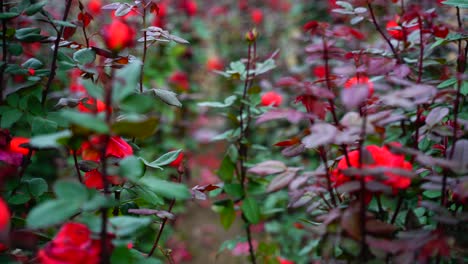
41 0 73 107
72 150 83 183
148 166 184 258
367 1 401 63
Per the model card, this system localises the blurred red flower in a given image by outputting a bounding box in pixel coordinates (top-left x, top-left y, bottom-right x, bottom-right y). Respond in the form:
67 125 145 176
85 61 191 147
261 91 283 107
84 169 124 189
87 0 102 15
102 19 136 52
386 16 419 41
206 56 224 71
180 0 197 16
8 137 30 156
38 223 103 264
332 144 412 193
0 198 10 231
344 76 374 97
250 8 264 25
81 136 133 162
432 24 449 38
169 152 184 168
277 256 295 264
169 71 190 91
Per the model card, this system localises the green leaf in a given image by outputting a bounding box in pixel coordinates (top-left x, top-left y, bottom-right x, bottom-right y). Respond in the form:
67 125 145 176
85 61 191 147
8 192 31 205
224 184 243 198
442 0 468 8
113 61 141 103
54 181 88 204
21 58 43 69
111 115 158 138
82 191 117 211
119 156 145 181
109 216 152 237
82 79 104 100
1 108 22 128
73 48 96 65
60 110 108 133
152 89 182 107
32 117 57 135
27 178 48 197
134 185 164 206
26 200 81 229
53 20 77 28
120 93 154 114
198 95 236 108
437 78 457 89
219 200 236 229
7 43 23 56
241 197 260 224
143 149 182 168
217 156 235 182
255 59 276 75
139 177 191 200
15 27 43 42
0 12 20 20
29 130 71 149
24 2 46 16
111 246 133 264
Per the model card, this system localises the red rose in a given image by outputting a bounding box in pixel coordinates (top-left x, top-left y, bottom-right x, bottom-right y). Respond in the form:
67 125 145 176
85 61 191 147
386 16 419 41
332 144 412 194
169 152 184 168
102 19 135 52
261 91 283 107
432 24 449 38
313 65 326 79
277 256 295 264
250 8 264 25
38 223 101 264
87 0 102 15
0 198 10 231
8 137 30 156
344 76 374 97
206 56 224 71
84 169 124 189
180 0 197 16
81 136 133 162
77 97 109 114
169 71 190 91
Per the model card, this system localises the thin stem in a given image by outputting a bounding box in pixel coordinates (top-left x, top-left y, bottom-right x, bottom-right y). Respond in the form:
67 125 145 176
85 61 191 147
358 105 368 260
72 150 83 183
417 16 424 83
99 66 114 264
82 24 89 48
11 150 33 195
319 147 337 207
243 214 256 264
139 4 147 93
237 37 257 264
113 191 121 216
148 168 184 258
41 0 73 107
442 7 465 206
0 0 7 102
390 195 403 224
322 36 351 166
367 1 401 63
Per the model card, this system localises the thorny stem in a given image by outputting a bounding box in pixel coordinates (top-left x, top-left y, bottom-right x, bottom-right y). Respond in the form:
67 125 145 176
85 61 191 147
367 1 401 63
139 2 148 93
72 150 83 183
41 0 73 107
0 0 7 102
442 7 466 206
322 35 351 167
148 166 184 258
319 147 337 207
